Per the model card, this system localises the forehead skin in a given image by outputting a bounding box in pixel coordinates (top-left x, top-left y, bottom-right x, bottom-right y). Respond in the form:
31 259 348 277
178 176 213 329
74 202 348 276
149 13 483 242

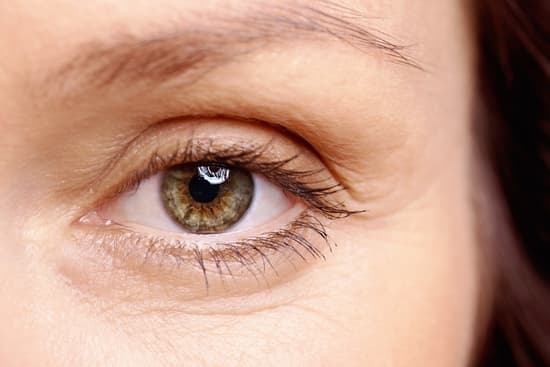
0 1 483 367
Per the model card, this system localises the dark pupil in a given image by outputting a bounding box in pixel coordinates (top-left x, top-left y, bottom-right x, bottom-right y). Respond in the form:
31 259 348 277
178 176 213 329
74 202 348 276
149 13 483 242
188 173 220 203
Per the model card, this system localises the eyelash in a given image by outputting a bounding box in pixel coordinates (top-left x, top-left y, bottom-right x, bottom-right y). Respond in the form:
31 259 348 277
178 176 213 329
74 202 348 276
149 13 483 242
114 138 354 219
79 211 332 290
78 138 360 288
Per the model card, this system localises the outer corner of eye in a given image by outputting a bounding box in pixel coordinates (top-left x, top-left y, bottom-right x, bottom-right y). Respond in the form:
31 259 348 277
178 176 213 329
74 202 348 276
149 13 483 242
90 164 298 236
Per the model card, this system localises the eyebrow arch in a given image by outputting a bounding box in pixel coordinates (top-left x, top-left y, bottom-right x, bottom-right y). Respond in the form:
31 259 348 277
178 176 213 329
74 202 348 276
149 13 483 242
47 1 423 94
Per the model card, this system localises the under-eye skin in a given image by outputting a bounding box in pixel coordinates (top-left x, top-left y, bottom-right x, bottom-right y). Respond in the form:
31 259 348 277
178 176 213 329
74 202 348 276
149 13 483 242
162 164 254 233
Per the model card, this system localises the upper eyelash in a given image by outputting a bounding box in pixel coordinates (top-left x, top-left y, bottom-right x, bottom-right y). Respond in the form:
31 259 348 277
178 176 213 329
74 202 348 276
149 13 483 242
114 138 361 219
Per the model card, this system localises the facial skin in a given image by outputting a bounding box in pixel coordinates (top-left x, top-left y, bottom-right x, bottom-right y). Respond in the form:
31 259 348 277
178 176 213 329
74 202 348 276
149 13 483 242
0 1 485 366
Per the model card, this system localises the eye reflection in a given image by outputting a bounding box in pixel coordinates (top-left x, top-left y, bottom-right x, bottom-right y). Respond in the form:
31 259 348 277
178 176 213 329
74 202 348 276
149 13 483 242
162 164 254 233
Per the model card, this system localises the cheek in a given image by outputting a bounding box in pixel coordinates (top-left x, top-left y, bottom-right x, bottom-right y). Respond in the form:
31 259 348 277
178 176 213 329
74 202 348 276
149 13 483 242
315 159 482 365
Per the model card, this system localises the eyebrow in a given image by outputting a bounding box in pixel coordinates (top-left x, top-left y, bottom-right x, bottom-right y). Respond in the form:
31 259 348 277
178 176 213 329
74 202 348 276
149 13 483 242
47 1 423 94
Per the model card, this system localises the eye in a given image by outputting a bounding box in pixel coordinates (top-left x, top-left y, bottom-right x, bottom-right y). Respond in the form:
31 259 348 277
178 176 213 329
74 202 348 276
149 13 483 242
100 163 294 235
72 136 360 297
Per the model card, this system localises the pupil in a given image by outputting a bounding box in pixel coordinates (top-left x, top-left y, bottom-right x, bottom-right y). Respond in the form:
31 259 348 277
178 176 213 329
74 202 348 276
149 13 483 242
188 173 220 203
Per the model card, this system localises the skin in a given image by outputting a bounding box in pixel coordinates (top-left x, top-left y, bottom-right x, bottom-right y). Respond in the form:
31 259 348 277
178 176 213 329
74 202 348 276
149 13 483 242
0 0 489 366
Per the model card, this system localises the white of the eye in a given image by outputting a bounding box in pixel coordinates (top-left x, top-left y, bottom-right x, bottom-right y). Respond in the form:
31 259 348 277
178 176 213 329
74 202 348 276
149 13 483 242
228 174 292 233
197 166 230 184
107 171 293 235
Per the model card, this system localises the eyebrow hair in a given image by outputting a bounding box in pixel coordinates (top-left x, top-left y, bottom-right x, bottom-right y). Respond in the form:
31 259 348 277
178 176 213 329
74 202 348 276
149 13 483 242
48 1 423 93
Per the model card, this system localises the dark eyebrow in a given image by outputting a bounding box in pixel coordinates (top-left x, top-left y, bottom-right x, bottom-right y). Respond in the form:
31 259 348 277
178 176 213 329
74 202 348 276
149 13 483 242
47 1 423 93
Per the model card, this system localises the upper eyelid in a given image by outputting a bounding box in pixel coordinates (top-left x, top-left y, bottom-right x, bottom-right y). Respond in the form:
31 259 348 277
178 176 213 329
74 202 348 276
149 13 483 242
87 115 295 191
151 142 355 218
79 117 307 191
70 119 358 220
111 140 354 220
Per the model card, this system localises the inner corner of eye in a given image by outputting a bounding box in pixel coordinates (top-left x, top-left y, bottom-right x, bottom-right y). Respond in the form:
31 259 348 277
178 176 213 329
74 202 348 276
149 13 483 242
96 164 297 236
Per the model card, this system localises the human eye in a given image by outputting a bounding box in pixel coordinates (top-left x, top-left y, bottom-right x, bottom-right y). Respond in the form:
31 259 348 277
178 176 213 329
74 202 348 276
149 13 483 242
70 120 360 299
98 164 294 234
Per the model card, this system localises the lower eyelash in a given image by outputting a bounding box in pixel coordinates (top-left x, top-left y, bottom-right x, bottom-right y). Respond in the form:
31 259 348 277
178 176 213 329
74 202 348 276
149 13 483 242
195 212 332 289
74 210 334 290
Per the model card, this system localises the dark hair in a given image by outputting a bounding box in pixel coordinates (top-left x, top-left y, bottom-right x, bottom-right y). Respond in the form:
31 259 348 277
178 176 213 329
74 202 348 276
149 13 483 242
474 0 549 365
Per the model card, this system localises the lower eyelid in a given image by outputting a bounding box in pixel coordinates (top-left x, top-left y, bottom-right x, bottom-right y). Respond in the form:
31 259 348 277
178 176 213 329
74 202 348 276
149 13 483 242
66 210 332 300
86 202 307 245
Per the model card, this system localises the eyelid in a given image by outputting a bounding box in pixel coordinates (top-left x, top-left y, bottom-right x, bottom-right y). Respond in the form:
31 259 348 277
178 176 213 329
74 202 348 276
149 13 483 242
71 209 332 298
77 121 358 223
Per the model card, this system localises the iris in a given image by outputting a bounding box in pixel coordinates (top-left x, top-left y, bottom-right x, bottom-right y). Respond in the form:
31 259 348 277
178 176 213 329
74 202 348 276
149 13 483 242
162 164 254 233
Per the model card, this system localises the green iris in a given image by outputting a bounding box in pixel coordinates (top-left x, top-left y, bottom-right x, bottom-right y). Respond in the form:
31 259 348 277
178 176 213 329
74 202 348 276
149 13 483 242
161 164 254 233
